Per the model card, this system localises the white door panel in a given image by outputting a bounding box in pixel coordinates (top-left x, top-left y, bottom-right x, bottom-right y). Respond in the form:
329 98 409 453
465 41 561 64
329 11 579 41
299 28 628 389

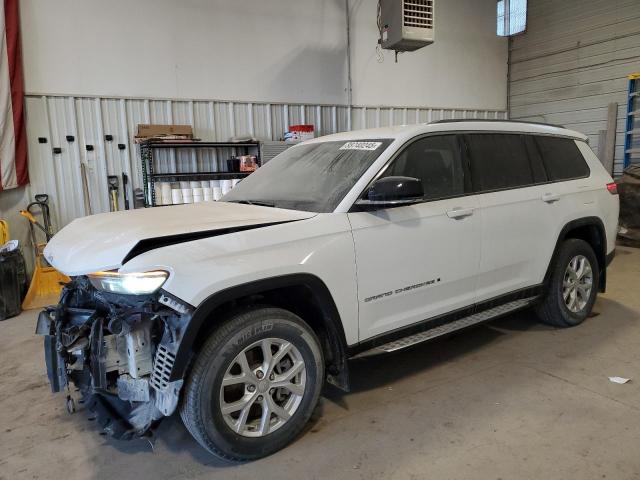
349 196 481 340
475 185 561 302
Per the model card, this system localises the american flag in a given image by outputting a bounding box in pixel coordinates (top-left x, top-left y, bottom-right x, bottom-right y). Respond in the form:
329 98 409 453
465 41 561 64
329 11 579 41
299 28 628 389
0 0 28 191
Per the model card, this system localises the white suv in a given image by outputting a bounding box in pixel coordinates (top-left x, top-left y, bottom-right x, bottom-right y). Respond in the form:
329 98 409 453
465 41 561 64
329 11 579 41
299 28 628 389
38 120 619 460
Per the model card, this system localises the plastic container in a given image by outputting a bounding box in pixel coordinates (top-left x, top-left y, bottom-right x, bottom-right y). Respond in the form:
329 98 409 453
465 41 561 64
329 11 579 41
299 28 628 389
239 155 258 172
160 183 171 205
171 189 183 204
0 249 27 320
285 124 314 143
154 184 163 205
227 157 240 172
220 180 233 195
181 188 193 204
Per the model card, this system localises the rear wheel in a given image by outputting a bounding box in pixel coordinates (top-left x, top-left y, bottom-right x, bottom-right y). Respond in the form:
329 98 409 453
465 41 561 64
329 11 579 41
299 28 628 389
536 239 599 327
180 307 324 461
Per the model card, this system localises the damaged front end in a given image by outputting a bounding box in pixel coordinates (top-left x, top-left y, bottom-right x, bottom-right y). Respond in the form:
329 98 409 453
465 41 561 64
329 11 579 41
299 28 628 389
36 276 191 440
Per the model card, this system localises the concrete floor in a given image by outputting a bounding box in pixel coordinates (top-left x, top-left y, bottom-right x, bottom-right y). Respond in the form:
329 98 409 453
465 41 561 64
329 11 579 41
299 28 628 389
2 247 640 480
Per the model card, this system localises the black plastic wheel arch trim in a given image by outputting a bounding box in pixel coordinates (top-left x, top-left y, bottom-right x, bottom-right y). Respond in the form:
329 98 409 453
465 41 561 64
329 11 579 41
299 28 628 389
542 216 608 293
606 249 616 267
167 273 350 386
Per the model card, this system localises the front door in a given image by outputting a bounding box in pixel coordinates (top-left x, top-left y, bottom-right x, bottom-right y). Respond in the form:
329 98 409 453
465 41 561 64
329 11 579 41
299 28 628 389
348 134 481 341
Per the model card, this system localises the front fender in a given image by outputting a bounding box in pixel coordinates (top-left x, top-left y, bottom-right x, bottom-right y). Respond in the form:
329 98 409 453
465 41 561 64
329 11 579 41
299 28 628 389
166 273 349 383
122 214 359 345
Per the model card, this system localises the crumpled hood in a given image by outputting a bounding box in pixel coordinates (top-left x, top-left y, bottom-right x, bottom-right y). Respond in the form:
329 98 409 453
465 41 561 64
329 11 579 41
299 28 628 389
44 202 316 276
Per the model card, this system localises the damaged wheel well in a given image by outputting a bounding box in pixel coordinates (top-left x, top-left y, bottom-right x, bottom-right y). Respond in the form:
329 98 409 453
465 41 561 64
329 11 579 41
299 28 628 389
171 274 351 391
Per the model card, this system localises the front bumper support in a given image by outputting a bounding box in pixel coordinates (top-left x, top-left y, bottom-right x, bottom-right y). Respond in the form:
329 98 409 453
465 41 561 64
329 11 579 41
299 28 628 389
37 277 192 439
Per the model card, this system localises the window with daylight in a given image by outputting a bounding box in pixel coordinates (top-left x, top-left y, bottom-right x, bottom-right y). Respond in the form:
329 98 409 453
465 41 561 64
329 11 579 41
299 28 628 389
497 0 527 36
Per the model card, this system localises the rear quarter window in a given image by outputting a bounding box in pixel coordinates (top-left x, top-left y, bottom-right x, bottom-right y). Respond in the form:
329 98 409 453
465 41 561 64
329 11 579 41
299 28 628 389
534 136 590 181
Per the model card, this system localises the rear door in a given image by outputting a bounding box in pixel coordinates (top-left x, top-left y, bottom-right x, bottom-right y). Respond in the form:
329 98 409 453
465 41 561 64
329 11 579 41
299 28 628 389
348 134 481 340
466 133 560 302
535 136 595 229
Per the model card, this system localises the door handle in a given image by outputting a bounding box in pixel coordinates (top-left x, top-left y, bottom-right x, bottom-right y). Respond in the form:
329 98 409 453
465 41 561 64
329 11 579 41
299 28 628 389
446 207 474 219
541 192 560 203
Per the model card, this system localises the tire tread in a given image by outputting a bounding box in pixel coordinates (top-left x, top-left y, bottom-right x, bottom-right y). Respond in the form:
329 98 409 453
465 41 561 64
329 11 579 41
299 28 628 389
179 306 322 462
536 238 599 328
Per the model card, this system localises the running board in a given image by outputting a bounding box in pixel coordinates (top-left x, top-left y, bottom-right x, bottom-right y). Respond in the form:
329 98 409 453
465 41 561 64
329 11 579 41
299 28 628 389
355 297 537 357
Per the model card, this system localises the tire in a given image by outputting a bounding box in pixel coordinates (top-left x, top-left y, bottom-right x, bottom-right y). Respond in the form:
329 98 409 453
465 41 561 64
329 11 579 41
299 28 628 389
179 306 324 461
536 238 600 328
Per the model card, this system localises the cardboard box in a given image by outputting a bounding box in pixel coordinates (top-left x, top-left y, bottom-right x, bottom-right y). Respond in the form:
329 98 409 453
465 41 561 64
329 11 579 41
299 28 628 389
136 124 193 138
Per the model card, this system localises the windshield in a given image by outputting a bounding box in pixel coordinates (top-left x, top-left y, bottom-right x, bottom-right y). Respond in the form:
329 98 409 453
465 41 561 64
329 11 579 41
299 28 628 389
222 139 393 212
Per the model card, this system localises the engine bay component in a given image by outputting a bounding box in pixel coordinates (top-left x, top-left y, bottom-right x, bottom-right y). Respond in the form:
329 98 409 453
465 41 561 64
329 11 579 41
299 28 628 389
36 276 191 439
103 324 153 378
116 375 150 402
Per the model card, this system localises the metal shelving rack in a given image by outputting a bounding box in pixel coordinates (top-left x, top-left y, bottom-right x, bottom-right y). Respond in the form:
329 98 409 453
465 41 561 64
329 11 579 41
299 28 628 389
140 140 260 206
624 73 640 169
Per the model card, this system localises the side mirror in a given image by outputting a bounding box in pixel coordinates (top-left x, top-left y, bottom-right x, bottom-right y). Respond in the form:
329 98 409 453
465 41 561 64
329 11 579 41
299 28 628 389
356 176 424 208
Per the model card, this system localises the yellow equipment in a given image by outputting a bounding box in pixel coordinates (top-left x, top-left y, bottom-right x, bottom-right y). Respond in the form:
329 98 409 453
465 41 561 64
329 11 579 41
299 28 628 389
0 220 8 245
20 196 70 310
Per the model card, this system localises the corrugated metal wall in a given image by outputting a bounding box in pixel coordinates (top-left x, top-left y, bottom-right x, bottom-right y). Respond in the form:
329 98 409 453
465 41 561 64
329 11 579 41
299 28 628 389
508 0 640 176
24 94 506 230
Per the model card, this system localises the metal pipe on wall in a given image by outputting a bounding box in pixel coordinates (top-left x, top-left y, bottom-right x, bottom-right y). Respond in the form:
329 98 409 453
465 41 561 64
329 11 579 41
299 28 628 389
345 0 353 131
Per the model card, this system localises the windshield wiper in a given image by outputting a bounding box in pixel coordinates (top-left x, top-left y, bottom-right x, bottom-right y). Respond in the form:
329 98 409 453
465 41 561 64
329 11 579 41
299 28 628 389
227 200 276 207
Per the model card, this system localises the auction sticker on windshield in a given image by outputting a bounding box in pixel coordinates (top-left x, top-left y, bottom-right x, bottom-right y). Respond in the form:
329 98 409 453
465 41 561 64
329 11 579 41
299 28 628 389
339 141 383 151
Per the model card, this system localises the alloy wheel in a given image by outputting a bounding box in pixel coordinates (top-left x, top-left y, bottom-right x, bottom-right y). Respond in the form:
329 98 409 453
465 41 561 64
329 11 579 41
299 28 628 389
219 338 307 437
562 254 593 313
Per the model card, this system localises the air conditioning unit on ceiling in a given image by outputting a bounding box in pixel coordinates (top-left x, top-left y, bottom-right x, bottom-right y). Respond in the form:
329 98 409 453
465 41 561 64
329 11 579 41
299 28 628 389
379 0 435 52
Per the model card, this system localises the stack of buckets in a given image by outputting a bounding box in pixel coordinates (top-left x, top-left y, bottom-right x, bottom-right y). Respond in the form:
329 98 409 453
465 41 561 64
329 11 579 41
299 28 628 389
153 179 241 205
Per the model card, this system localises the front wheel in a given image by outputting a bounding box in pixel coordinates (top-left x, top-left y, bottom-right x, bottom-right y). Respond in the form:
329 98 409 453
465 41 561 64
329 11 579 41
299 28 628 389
180 307 324 461
536 238 599 327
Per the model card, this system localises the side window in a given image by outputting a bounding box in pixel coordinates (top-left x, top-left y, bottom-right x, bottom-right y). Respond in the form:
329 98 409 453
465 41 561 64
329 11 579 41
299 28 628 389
381 135 465 201
534 136 590 181
523 135 548 184
465 133 534 192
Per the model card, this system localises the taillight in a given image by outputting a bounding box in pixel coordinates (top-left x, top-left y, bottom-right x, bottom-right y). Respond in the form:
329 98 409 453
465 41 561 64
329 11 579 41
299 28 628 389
606 182 618 195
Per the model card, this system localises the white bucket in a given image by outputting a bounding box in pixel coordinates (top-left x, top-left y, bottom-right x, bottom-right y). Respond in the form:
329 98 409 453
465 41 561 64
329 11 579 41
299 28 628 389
220 180 232 195
171 189 183 205
160 182 171 205
181 188 193 204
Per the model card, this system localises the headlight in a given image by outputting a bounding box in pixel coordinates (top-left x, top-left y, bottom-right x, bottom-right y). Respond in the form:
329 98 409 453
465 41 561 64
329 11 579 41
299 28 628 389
88 270 168 295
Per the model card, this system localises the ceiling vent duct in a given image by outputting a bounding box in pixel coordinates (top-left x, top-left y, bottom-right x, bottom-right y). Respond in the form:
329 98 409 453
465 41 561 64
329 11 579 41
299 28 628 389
379 0 435 52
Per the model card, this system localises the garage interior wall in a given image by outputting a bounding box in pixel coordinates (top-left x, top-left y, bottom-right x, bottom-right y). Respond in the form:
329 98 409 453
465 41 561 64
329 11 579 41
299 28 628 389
1 0 507 268
508 0 640 176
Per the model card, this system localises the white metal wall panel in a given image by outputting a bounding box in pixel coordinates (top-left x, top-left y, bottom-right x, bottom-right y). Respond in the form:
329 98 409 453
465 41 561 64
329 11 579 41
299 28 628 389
508 0 640 175
46 96 85 227
75 97 109 215
23 94 506 230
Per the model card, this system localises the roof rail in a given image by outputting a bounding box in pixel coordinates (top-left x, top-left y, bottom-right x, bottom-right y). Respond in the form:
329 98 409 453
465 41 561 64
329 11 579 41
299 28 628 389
432 119 565 129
